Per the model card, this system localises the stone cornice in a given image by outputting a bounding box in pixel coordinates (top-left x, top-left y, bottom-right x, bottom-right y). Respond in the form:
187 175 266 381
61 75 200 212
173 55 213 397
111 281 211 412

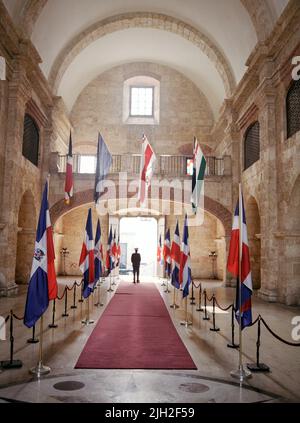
236 103 259 132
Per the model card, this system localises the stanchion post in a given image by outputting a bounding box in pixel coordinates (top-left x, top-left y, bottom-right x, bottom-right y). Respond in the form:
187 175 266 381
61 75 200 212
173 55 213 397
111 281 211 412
71 283 77 309
62 287 69 317
78 280 84 303
227 305 239 349
196 283 203 312
170 285 179 309
202 290 210 321
0 311 22 369
27 324 39 344
82 294 94 325
210 294 220 332
95 279 104 307
49 299 58 329
107 273 114 292
247 317 270 372
190 282 196 305
164 276 171 293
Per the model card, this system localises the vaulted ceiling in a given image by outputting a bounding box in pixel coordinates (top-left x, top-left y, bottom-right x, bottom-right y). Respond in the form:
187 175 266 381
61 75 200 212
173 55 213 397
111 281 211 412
3 0 289 119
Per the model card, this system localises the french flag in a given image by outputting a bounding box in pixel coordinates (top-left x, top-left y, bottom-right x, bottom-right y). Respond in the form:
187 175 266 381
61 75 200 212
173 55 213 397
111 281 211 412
64 132 73 205
180 215 192 298
227 191 253 329
171 221 181 289
163 228 171 277
79 208 95 298
94 219 102 282
24 181 57 328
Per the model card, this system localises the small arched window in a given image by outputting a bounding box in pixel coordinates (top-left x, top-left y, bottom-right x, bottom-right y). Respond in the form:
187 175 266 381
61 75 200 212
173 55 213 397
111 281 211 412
244 121 260 170
22 114 39 167
286 79 300 139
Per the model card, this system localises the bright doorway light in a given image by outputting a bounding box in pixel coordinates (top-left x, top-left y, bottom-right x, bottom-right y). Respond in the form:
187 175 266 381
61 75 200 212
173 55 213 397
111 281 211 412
119 217 157 277
79 155 96 173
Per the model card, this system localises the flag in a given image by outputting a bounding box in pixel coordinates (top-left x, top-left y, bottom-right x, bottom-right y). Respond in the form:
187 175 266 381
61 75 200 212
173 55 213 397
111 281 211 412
116 235 121 267
163 228 171 277
191 137 206 214
171 221 181 289
227 190 252 329
64 132 73 205
106 226 113 275
94 219 102 282
24 181 57 328
79 208 95 298
157 234 162 263
138 133 156 207
180 215 192 298
111 229 117 265
94 133 112 204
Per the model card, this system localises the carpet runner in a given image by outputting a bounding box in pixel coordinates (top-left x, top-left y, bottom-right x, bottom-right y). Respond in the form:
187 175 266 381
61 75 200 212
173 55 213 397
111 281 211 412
75 282 197 369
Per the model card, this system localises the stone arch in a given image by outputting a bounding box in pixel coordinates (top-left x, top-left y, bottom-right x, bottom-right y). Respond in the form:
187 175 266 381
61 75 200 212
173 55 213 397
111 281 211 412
48 12 236 98
15 190 37 284
50 188 232 238
20 0 48 37
246 195 261 289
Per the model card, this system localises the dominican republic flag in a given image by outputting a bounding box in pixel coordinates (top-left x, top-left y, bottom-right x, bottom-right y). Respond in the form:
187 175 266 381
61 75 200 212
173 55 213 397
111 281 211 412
180 215 192 298
79 208 95 298
191 137 206 214
24 181 57 328
111 229 118 265
227 189 252 329
163 228 171 277
106 226 114 275
94 219 103 282
94 133 112 204
157 234 162 263
138 133 156 207
116 236 121 267
171 221 181 289
64 132 73 205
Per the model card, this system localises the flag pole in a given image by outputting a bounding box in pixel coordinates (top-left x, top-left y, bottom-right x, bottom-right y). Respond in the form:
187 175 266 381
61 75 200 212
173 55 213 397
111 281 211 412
82 294 94 325
30 315 50 376
230 183 251 382
180 297 192 327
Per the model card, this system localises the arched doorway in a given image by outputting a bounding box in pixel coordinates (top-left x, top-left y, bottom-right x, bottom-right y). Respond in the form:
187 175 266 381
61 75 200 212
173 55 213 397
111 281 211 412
285 176 300 305
246 196 261 290
15 190 36 284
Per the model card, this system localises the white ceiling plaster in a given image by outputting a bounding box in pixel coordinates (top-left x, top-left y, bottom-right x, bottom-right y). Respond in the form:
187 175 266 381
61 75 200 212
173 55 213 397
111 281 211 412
266 0 289 18
57 28 226 119
32 0 257 83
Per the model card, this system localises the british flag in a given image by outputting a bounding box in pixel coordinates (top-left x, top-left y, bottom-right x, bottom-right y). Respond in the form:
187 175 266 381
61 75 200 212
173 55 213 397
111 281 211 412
227 191 252 329
79 208 95 298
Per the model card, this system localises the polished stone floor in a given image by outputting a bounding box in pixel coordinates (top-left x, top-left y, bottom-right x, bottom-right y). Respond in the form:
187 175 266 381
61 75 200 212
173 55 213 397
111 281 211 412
0 275 299 403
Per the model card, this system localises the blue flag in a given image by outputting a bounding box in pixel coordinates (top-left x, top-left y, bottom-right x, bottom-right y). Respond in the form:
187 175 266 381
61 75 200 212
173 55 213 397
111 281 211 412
79 208 95 298
94 133 112 204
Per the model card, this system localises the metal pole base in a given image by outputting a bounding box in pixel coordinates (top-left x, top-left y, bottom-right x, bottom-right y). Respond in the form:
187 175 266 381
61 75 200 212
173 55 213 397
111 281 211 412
94 302 104 307
107 288 114 292
164 288 171 293
180 321 192 327
81 319 94 325
227 343 239 349
196 307 203 312
78 299 84 303
48 324 58 329
1 360 23 369
230 366 252 382
170 303 179 309
161 282 166 286
30 361 50 377
247 363 270 372
27 337 39 344
62 313 69 317
210 327 220 332
203 316 210 321
190 300 196 305
71 305 77 309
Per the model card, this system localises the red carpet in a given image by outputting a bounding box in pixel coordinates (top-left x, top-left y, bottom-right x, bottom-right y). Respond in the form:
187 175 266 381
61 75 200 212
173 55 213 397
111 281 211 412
75 282 197 369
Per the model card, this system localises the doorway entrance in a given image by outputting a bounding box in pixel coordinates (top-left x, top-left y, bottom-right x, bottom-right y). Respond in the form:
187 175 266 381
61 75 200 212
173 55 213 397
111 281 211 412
119 217 157 278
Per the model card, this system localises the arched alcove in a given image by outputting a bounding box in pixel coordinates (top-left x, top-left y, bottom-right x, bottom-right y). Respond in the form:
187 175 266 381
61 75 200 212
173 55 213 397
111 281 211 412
246 196 261 290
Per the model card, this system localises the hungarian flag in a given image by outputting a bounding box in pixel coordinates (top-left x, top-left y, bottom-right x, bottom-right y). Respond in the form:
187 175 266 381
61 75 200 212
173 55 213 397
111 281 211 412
94 219 103 282
24 180 57 328
191 137 206 214
227 189 252 329
79 208 95 298
180 215 192 298
157 234 162 263
64 132 73 205
171 221 181 289
94 133 112 204
163 228 171 277
138 133 156 207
